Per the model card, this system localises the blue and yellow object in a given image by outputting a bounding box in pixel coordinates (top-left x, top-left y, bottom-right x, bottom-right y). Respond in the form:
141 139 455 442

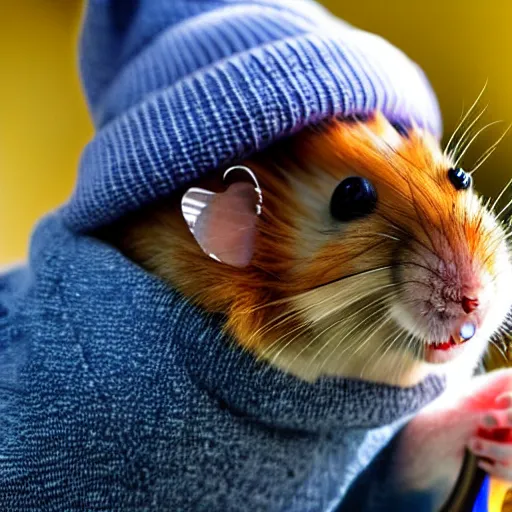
474 476 509 512
474 476 490 512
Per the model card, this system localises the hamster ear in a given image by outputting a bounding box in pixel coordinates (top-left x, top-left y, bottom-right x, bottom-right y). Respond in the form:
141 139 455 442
181 166 263 268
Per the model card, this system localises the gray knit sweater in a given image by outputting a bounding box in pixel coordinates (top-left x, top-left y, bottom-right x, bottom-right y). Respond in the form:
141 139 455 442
0 214 446 510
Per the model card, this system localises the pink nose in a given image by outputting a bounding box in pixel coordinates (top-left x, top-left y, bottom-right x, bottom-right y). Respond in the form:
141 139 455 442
462 296 479 314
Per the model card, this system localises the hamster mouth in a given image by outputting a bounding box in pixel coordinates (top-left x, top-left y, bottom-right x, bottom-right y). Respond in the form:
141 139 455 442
426 336 460 351
390 300 480 363
424 337 466 364
426 334 472 352
424 321 477 362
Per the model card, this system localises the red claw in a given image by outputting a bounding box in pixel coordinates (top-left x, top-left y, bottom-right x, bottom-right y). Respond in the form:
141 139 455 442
477 427 512 444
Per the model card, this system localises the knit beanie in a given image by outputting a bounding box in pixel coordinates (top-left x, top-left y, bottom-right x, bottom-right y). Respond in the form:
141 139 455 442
63 0 442 232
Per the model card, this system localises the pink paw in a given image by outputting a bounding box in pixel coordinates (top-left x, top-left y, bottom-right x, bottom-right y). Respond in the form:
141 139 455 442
468 392 512 482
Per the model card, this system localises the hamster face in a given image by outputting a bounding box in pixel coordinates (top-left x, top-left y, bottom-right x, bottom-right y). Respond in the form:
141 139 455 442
115 112 512 386
263 112 512 384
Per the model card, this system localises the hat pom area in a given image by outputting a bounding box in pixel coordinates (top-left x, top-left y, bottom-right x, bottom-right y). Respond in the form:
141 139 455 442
65 0 442 233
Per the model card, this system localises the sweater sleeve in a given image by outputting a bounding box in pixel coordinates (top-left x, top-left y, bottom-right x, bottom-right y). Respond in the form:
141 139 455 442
336 427 450 512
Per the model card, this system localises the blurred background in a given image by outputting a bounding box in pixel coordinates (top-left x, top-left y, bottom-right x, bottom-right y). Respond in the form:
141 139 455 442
1 0 512 265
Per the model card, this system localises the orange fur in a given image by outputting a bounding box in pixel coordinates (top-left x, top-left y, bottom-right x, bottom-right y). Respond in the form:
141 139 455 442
101 112 509 381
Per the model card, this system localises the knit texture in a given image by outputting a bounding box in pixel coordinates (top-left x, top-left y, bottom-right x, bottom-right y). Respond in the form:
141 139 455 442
0 214 446 511
63 0 443 233
1 2 448 509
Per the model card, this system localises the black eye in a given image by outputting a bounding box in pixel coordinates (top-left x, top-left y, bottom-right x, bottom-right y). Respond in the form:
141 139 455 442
448 167 472 190
330 177 378 221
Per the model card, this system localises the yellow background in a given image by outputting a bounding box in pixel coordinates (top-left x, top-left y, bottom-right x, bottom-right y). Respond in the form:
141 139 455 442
1 0 512 266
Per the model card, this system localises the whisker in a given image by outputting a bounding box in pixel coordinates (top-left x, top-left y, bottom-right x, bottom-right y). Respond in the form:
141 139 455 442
393 331 416 381
376 213 440 261
400 259 445 281
490 178 512 215
470 147 498 176
247 265 394 316
259 284 393 361
305 290 396 358
448 104 488 161
302 283 397 325
403 330 421 376
283 293 396 374
444 81 488 157
362 325 405 378
350 313 394 361
260 282 397 360
333 312 393 375
496 194 512 221
470 124 512 175
403 172 438 251
315 302 392 374
253 274 395 346
258 318 311 361
375 232 401 242
453 120 503 168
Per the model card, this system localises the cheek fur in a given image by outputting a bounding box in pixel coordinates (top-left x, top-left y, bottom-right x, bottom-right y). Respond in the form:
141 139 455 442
109 111 512 385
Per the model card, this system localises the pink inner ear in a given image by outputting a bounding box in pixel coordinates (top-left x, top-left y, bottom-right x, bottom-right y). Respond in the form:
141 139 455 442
194 182 259 268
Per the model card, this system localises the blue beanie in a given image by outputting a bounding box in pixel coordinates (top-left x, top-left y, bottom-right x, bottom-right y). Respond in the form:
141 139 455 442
63 0 442 232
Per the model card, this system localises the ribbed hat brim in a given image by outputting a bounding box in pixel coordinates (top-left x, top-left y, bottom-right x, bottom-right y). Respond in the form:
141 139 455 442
64 4 441 232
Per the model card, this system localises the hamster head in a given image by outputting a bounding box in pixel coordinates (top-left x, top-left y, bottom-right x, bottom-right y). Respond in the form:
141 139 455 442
268 112 512 384
116 112 512 386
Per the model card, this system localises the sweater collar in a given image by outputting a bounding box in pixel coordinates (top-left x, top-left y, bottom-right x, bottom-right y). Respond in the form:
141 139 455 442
30 213 446 432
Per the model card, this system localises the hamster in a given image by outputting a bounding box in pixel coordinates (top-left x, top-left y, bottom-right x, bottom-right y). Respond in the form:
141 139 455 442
105 111 512 389
100 111 512 505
